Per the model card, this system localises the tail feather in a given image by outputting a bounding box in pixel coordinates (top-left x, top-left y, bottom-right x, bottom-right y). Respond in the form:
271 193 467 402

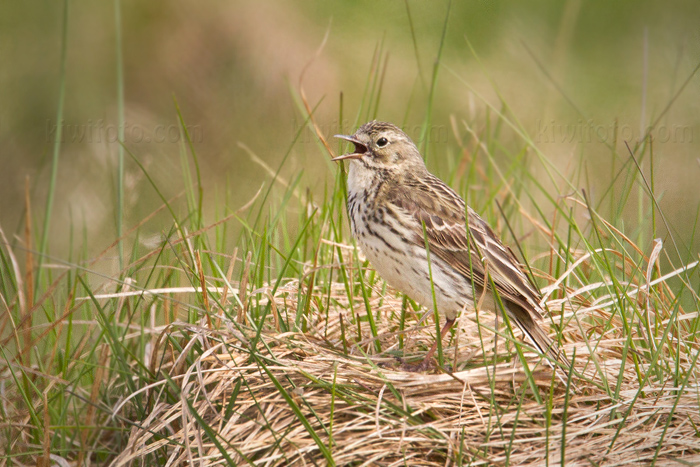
506 303 571 378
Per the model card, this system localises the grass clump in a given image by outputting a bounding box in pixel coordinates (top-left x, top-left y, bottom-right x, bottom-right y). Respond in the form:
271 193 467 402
2 22 700 466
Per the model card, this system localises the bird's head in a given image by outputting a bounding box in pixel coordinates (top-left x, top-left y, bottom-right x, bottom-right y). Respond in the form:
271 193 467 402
332 121 425 172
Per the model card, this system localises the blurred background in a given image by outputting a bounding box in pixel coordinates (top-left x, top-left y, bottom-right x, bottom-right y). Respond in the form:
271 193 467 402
2 0 699 264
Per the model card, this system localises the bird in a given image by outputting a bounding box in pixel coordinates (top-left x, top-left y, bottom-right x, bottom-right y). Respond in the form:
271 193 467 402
331 120 569 373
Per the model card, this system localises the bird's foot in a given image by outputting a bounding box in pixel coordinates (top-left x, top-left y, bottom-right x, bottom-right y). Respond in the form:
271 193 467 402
396 356 433 372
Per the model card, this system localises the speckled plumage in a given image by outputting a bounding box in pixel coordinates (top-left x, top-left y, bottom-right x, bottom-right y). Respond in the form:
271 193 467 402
333 121 569 372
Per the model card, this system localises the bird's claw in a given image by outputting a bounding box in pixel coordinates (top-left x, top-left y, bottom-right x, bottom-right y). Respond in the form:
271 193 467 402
396 356 433 372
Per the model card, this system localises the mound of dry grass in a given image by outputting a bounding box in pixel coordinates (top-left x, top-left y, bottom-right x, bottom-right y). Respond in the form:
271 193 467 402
111 255 700 466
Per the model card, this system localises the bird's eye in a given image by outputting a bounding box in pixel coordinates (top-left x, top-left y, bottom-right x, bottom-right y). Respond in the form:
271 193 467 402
376 137 389 147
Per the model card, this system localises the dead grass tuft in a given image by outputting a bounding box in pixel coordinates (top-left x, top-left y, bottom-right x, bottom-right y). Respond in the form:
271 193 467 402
111 253 700 466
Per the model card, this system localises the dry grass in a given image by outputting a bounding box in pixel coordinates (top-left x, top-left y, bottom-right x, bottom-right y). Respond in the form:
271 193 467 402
110 251 700 466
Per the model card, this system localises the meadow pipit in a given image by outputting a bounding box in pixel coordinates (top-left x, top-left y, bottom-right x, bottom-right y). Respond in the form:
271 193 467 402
332 121 569 373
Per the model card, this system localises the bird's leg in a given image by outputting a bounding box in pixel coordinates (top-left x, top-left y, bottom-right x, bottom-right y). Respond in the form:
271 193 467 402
401 318 456 372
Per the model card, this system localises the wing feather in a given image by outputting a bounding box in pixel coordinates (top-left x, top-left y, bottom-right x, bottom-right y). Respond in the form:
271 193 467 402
386 172 544 318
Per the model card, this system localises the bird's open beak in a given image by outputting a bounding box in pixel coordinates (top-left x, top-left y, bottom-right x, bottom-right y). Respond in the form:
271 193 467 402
331 134 367 161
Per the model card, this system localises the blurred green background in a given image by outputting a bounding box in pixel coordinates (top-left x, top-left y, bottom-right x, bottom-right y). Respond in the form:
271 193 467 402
2 0 699 262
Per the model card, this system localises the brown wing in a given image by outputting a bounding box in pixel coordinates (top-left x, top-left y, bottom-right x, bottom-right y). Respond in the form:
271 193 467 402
386 172 544 318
